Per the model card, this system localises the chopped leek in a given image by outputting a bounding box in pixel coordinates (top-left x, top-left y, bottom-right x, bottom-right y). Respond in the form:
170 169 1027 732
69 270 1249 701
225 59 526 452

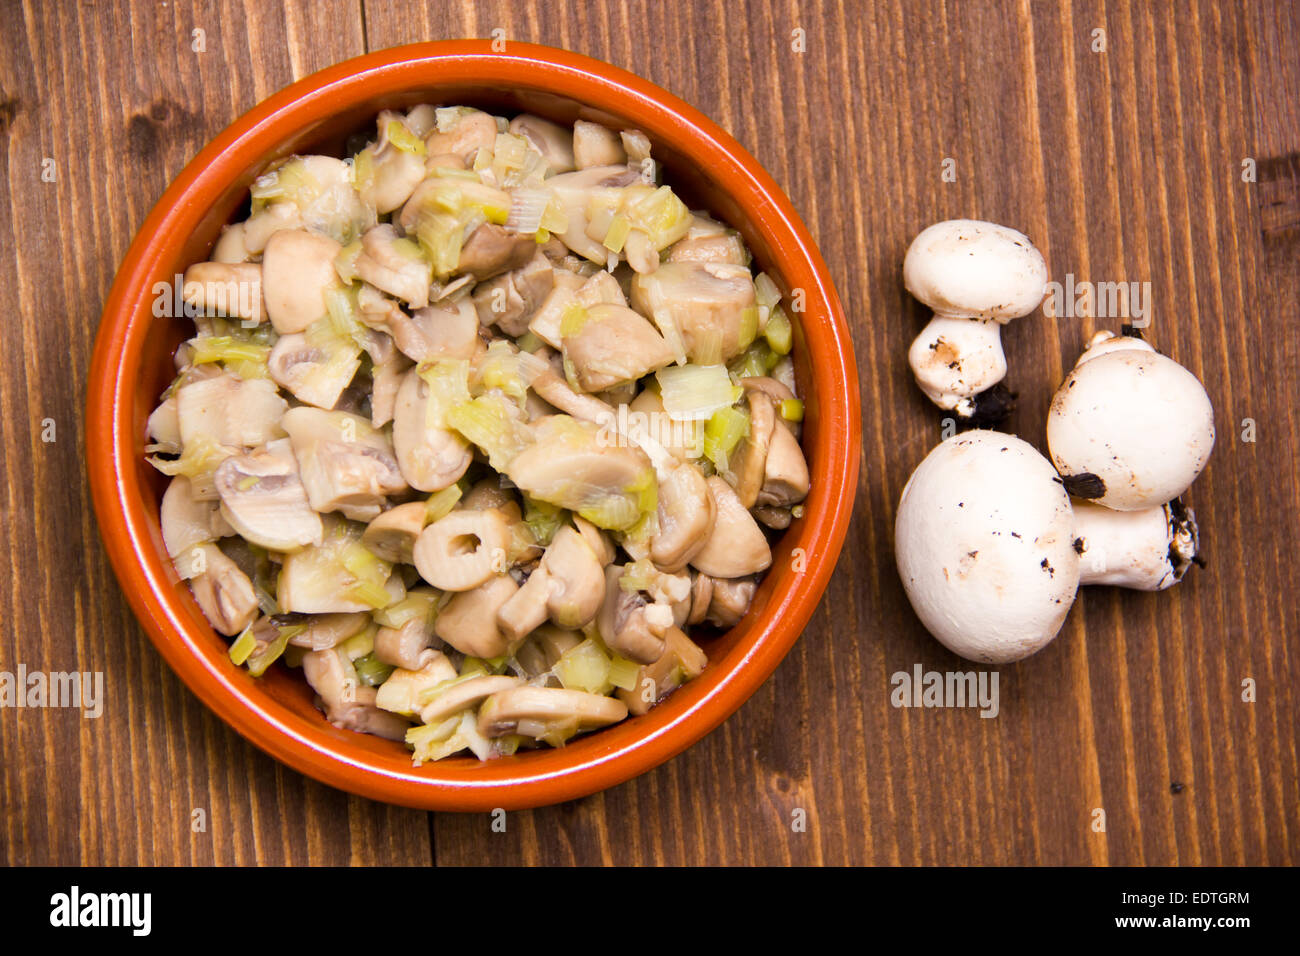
446 394 531 471
607 653 640 692
523 496 564 546
424 483 464 523
354 652 395 687
626 185 692 249
703 405 750 472
416 359 471 430
386 119 426 155
754 272 781 310
228 625 257 666
188 336 272 379
372 589 440 630
764 305 793 355
655 364 740 421
552 638 613 696
246 623 299 677
780 398 804 422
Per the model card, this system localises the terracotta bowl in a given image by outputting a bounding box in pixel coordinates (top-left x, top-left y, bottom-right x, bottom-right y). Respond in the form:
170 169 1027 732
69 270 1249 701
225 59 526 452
87 41 860 810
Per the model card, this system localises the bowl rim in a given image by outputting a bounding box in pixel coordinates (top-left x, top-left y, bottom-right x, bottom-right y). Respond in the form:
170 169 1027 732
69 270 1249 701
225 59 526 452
86 39 861 811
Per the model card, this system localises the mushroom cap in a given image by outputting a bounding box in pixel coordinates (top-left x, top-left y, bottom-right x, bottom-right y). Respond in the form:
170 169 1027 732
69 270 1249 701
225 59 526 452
894 431 1080 663
689 476 772 578
260 229 344 334
902 219 1047 321
1047 349 1215 510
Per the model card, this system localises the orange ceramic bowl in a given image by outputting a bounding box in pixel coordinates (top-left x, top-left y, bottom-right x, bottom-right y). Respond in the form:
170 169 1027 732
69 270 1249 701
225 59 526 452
87 41 860 811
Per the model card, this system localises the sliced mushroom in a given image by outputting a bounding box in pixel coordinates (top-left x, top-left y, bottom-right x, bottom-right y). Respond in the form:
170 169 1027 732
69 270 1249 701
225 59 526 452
705 576 757 627
561 303 675 392
373 648 458 716
261 229 344 334
690 476 772 577
504 415 655 532
725 390 776 509
353 224 431 309
630 261 757 363
302 648 411 740
666 233 748 266
362 501 428 564
529 357 618 424
687 572 713 625
651 462 715 572
596 565 667 664
391 368 474 491
277 518 405 614
374 621 436 671
420 674 521 726
572 514 616 566
281 407 408 521
433 574 519 657
457 223 537 281
616 626 708 716
508 114 576 173
497 525 606 641
176 373 287 450
284 612 371 650
572 120 628 169
189 542 258 636
472 252 555 336
574 269 627 309
545 165 643 263
356 111 427 213
413 508 511 592
161 476 232 569
213 438 324 551
267 332 362 410
370 353 413 427
742 376 800 437
756 420 811 507
182 262 264 324
476 685 627 738
753 505 793 529
383 299 481 363
512 624 583 677
424 108 497 163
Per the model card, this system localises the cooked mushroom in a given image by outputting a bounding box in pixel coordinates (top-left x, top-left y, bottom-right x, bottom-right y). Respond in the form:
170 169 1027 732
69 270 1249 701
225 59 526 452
260 229 345 334
725 388 776 508
651 462 715 572
433 574 519 657
630 261 758 363
356 111 427 213
303 647 411 740
756 420 810 508
573 120 628 168
456 223 537 281
175 373 287 451
505 415 654 532
267 332 362 411
689 476 772 578
423 107 497 163
281 407 407 521
616 626 708 716
508 114 576 173
391 368 475 491
286 612 371 650
595 565 668 664
420 675 521 726
545 164 643 262
373 648 458 716
362 501 428 564
561 303 675 392
476 685 628 738
472 251 555 336
381 299 481 363
666 233 748 266
188 542 258 636
213 438 324 551
182 262 264 324
413 508 511 592
497 525 606 641
705 576 758 627
160 476 232 572
277 518 405 614
353 224 431 309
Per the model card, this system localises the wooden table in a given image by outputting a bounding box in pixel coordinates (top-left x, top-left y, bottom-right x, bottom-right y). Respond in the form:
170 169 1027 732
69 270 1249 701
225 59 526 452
2 0 1295 866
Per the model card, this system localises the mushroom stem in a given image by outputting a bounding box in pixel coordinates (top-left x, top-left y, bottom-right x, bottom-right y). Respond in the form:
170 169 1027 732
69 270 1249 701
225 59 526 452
1073 498 1200 591
906 315 1008 417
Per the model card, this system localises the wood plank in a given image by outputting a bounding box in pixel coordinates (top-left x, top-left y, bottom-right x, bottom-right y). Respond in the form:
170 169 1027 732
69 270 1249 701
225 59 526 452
1 0 1295 866
0 0 430 866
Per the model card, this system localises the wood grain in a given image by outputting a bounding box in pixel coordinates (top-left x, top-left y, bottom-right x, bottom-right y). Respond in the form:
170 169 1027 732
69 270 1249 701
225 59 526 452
1 0 1295 865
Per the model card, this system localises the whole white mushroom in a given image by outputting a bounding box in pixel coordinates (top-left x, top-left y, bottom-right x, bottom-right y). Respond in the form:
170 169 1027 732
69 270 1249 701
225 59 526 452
903 219 1048 422
894 430 1080 663
1047 330 1215 510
